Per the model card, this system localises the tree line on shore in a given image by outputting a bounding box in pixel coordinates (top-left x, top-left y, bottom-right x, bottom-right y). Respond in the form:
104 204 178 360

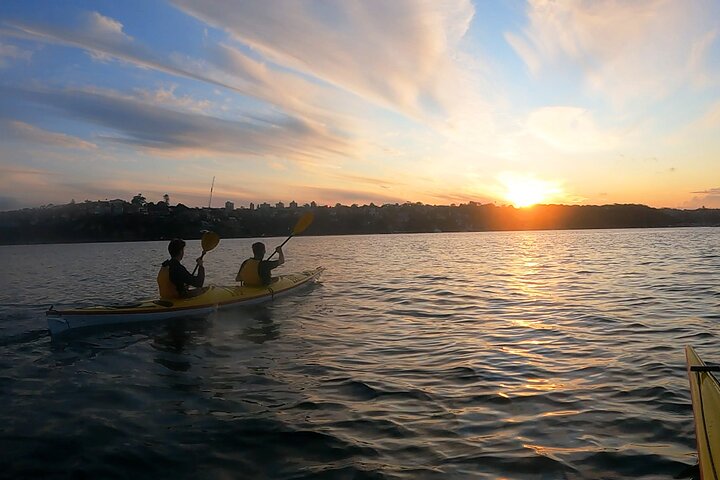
0 198 718 245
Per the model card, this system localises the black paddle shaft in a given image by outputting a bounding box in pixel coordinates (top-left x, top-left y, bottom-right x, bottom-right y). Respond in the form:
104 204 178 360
191 251 206 276
267 236 292 260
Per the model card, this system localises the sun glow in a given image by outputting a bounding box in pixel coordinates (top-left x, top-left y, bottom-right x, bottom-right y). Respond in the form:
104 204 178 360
499 173 562 208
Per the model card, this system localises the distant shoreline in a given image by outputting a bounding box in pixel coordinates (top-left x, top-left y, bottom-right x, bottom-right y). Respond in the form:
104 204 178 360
1 200 718 246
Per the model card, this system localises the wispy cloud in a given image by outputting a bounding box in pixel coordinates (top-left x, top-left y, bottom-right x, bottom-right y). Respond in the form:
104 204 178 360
291 185 404 206
0 162 219 209
324 171 405 190
0 41 32 67
684 187 720 208
2 6 490 153
666 100 720 147
171 0 475 118
2 12 235 89
3 85 352 161
0 164 58 209
1 120 96 150
133 86 211 113
685 100 720 132
2 11 359 133
0 165 58 177
205 42 357 126
526 106 621 152
507 0 720 105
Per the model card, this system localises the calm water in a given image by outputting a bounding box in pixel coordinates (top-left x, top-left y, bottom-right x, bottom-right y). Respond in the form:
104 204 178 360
1 228 719 479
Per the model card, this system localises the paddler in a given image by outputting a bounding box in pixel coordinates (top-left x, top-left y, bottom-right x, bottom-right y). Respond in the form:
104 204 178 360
236 242 284 286
157 238 206 298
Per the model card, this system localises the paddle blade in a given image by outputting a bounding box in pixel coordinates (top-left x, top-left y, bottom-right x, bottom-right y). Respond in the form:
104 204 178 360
201 231 220 252
292 212 314 235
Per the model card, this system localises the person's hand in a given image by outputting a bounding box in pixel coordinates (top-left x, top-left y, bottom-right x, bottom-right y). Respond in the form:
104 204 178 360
196 256 204 267
275 246 283 254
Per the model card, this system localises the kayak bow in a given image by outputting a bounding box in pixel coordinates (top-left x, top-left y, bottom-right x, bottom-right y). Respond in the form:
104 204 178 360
686 346 720 480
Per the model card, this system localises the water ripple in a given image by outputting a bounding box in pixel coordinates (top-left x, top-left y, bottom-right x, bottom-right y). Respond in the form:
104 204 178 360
1 228 719 478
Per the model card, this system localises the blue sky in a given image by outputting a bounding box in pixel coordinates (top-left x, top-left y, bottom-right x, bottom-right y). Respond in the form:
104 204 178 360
1 0 719 210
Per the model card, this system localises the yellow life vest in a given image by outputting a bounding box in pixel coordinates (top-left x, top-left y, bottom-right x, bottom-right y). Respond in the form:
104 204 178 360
237 258 263 286
157 265 180 299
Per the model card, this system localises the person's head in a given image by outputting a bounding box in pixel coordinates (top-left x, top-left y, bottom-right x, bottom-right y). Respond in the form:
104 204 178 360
252 242 266 259
168 238 186 259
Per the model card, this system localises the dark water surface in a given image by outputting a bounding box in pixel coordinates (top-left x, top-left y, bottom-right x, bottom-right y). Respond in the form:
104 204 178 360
1 228 719 479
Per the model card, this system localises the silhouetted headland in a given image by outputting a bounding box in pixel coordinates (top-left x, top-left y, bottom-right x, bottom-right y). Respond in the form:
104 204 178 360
1 197 718 245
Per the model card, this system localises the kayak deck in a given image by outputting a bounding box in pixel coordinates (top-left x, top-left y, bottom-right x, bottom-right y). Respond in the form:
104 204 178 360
47 267 324 335
686 346 720 480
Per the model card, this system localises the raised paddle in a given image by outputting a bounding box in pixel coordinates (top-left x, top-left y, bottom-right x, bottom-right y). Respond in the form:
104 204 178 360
192 230 220 275
266 212 314 260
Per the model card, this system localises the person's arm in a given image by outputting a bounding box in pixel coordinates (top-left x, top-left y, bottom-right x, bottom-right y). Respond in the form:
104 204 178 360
274 246 285 266
177 259 204 288
191 257 205 287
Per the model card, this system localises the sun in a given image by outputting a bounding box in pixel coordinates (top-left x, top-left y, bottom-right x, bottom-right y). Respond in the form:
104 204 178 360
506 187 546 208
499 173 561 208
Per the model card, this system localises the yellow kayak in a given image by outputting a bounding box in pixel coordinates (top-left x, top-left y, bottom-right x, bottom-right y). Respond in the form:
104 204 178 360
686 346 720 480
47 267 324 335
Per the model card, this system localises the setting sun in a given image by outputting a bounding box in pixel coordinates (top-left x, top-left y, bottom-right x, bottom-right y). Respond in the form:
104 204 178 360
500 173 562 208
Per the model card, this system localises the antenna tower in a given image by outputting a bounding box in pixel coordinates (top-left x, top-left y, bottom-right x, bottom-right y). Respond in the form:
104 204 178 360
208 176 215 208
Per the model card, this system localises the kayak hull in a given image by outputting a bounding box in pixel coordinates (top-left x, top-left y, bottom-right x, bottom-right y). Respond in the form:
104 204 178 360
47 267 324 336
686 346 720 480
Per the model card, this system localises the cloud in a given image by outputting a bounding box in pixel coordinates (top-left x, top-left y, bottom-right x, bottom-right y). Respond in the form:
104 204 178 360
133 86 211 113
205 42 355 126
4 85 352 161
691 188 720 194
2 5 490 144
526 106 621 152
666 100 720 146
684 187 720 208
686 101 720 132
0 162 226 209
291 185 404 206
2 12 241 93
2 12 358 131
0 164 59 209
325 171 405 190
171 0 475 117
1 120 96 150
0 166 57 176
506 0 720 104
85 11 127 40
0 42 32 67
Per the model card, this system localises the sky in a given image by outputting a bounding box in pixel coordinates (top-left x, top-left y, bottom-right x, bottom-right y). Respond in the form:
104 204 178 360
1 0 719 210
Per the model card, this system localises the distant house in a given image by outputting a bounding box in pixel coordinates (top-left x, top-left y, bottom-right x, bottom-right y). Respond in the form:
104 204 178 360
147 201 170 216
289 200 298 209
225 201 234 211
276 201 285 209
93 201 111 216
109 199 126 216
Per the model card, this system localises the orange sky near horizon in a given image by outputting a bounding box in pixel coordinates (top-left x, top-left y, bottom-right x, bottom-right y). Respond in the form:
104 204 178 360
1 1 719 211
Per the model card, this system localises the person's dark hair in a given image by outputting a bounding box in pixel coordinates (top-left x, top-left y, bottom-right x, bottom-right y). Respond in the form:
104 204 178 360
168 238 186 257
252 242 265 258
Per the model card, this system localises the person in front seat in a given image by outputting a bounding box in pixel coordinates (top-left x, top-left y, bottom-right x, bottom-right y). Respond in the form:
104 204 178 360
236 242 284 286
